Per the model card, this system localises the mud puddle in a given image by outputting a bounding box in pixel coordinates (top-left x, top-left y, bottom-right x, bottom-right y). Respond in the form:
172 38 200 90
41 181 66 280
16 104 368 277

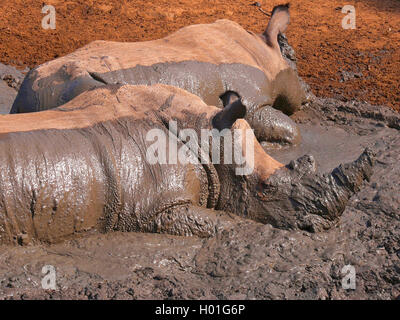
268 123 372 173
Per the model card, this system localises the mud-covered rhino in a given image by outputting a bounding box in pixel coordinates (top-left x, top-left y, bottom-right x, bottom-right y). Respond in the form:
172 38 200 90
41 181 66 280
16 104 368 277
0 84 373 245
11 4 305 146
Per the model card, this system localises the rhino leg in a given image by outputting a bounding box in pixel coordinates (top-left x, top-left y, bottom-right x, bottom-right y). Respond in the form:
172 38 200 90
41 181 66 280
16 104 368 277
148 204 242 238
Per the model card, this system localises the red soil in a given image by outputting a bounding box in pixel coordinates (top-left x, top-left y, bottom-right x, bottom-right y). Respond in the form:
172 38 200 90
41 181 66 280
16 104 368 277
0 0 398 110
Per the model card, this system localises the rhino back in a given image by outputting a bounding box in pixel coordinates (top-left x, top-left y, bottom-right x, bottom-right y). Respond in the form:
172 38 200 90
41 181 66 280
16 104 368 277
12 20 303 114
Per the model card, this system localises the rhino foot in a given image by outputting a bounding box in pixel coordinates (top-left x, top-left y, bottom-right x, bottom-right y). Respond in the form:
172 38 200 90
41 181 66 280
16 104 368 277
148 205 240 238
260 147 375 232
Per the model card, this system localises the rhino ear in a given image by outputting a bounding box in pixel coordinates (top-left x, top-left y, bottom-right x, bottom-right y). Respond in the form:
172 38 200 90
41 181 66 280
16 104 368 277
219 90 240 107
213 94 246 130
263 3 290 49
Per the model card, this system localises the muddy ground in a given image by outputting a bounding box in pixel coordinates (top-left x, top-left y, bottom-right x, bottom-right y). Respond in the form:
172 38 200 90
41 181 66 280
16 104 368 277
0 0 399 300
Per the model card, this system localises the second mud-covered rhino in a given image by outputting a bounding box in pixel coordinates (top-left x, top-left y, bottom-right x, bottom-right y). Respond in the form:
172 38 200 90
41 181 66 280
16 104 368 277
11 4 305 146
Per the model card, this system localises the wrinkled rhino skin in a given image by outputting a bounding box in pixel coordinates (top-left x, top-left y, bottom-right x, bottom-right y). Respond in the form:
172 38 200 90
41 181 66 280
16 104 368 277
0 85 223 244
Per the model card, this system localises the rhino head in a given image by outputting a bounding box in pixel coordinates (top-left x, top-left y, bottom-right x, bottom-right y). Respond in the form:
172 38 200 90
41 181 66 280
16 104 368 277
209 93 374 232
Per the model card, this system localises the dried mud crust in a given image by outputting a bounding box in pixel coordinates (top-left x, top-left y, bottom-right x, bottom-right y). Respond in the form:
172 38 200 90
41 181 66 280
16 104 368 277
0 97 399 300
0 0 399 111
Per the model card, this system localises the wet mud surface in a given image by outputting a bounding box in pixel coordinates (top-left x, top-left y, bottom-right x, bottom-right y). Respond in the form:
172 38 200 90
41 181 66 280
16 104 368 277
0 96 399 300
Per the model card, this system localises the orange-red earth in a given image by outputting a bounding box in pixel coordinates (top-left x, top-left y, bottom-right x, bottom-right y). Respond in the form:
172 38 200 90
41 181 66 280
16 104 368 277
0 0 399 111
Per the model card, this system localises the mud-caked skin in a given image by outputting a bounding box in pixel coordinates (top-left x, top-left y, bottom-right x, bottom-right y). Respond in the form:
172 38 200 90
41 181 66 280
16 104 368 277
1 85 224 244
0 84 374 245
11 4 305 146
214 149 375 233
256 149 375 232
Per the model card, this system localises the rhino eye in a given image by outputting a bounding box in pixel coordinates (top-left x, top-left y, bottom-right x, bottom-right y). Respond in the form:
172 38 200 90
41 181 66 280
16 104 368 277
261 180 278 194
